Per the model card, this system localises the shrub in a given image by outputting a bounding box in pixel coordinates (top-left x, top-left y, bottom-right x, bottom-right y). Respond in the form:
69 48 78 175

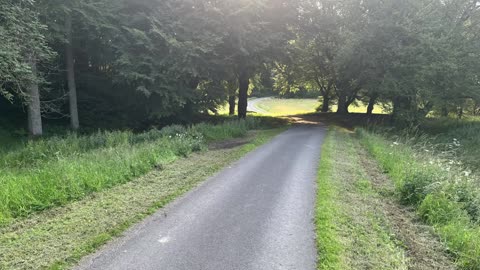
399 169 440 205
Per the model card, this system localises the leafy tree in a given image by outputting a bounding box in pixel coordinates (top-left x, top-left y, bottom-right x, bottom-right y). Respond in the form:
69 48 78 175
211 0 295 118
0 0 54 136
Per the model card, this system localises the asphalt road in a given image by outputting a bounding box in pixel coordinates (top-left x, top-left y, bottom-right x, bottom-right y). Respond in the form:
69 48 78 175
76 125 326 270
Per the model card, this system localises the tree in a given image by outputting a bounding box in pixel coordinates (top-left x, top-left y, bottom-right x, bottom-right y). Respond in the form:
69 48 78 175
292 0 348 113
211 0 295 118
0 0 54 136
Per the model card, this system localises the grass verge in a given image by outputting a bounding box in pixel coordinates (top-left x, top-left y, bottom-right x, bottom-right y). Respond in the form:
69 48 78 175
0 128 285 270
315 128 343 269
0 118 264 224
316 127 455 269
316 128 408 269
358 128 480 269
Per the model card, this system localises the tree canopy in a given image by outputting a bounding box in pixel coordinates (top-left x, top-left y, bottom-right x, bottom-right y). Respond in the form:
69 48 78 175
1 0 479 134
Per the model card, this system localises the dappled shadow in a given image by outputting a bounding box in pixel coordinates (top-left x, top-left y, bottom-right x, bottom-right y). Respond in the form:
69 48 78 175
208 131 258 150
208 137 252 150
284 113 392 130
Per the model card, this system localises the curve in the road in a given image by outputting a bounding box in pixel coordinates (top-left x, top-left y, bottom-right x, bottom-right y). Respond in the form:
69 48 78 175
76 125 326 270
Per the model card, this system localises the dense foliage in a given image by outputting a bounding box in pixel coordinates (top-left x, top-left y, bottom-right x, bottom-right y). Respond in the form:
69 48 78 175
283 0 480 119
1 0 479 134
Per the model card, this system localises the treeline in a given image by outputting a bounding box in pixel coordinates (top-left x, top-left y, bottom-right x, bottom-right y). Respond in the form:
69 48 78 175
285 0 480 120
1 0 479 136
0 0 294 135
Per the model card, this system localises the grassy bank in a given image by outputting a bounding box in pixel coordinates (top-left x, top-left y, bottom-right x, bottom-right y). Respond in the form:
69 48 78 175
315 128 454 269
0 128 285 269
358 128 480 269
0 118 265 224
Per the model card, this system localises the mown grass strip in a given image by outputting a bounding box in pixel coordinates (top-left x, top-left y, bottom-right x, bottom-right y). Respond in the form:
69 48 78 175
315 128 343 269
0 128 285 270
358 128 480 269
316 128 415 269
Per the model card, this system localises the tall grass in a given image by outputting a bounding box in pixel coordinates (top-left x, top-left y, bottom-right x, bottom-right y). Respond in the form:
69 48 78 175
419 117 480 170
358 128 480 269
0 118 262 224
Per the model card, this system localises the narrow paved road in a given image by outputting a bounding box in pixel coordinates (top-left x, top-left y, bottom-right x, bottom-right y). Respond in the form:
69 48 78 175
76 125 326 270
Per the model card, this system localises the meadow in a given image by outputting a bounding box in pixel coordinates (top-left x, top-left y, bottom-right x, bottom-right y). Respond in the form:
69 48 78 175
255 98 320 115
217 97 388 117
252 98 388 116
0 118 265 224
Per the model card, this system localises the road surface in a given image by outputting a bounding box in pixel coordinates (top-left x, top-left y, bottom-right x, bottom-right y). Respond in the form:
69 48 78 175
76 125 326 270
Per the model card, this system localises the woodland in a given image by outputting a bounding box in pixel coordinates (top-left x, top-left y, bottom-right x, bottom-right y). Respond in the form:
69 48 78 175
1 0 479 133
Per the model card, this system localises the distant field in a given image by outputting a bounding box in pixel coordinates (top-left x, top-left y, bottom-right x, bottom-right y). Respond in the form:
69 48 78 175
255 98 320 116
217 97 388 116
252 98 387 116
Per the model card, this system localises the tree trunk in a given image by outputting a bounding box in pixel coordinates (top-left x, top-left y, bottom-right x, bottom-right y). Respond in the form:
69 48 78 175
457 107 464 119
320 94 330 113
65 15 79 130
367 96 377 116
27 55 43 137
228 95 236 115
238 71 249 119
441 106 448 117
336 95 349 114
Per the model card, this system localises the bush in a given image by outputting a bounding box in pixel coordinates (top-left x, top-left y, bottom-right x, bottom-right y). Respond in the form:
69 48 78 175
399 169 439 205
440 223 480 269
418 193 470 225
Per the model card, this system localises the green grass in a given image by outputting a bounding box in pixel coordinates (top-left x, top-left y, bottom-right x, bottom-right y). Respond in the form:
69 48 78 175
315 129 343 269
0 118 264 224
0 128 285 270
254 98 388 116
358 128 480 269
217 97 389 116
256 98 320 116
315 128 412 269
418 117 480 170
